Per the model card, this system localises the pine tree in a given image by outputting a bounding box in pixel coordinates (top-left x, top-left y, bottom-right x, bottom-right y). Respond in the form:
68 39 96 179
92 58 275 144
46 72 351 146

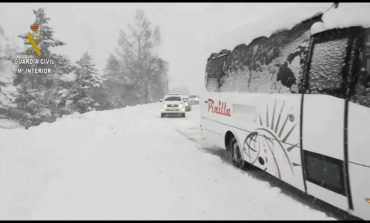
75 52 102 89
12 8 74 127
103 54 124 107
68 52 103 113
14 8 66 88
104 54 124 83
146 56 168 101
109 10 168 105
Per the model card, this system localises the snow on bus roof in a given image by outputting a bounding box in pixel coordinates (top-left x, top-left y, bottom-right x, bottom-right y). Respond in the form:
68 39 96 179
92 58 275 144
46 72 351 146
210 53 229 60
208 12 323 60
311 3 370 35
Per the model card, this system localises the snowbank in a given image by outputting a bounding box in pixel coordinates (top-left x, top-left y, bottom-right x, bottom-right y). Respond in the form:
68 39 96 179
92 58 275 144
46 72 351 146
311 3 370 34
0 103 334 219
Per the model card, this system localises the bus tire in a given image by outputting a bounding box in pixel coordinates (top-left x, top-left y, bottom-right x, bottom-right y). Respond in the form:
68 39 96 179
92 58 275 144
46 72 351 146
229 136 246 169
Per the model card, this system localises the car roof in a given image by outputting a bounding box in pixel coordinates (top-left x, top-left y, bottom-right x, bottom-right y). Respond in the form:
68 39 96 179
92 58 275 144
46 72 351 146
164 95 182 99
164 93 187 98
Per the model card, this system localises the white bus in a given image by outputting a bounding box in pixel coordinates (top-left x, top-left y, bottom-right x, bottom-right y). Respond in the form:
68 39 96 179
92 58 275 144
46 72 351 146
201 4 370 220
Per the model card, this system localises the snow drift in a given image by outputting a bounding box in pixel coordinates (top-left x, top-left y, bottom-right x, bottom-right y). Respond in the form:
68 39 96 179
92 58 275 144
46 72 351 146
0 103 333 219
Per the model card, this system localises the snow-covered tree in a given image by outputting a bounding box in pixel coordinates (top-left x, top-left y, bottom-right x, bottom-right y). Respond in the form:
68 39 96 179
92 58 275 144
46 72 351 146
108 9 168 105
68 52 103 113
75 52 102 89
11 8 74 127
105 54 123 83
103 54 130 107
14 8 67 87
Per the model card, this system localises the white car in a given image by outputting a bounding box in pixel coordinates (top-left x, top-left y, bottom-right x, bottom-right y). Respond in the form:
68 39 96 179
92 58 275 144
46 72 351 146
160 95 186 118
182 96 192 112
189 95 199 105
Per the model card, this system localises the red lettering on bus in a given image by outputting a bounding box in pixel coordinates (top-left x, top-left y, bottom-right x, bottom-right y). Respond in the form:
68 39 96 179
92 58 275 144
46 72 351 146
208 99 231 117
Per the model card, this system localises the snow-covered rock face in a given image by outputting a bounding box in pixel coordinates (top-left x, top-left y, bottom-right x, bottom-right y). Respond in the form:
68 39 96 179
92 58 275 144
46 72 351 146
311 3 370 35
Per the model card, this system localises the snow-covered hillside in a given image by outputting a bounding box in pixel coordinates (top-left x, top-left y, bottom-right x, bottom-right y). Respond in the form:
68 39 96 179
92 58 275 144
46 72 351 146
0 103 334 220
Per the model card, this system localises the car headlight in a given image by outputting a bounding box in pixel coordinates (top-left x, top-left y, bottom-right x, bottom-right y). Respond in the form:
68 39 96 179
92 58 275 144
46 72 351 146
179 104 183 108
163 104 167 108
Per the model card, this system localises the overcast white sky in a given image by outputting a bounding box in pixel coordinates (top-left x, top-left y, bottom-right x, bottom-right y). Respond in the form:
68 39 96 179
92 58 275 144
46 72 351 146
0 3 332 94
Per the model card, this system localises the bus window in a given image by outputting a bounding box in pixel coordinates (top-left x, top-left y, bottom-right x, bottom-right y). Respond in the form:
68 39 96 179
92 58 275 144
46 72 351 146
205 54 228 91
307 37 348 98
349 30 370 107
304 150 345 195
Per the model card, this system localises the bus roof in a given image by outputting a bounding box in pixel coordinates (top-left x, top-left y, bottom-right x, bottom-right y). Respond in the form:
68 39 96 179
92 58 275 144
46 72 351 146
311 3 370 35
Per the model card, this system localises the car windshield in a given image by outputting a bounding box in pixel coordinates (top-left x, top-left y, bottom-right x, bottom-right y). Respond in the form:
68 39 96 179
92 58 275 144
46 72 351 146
164 96 181 101
189 95 198 98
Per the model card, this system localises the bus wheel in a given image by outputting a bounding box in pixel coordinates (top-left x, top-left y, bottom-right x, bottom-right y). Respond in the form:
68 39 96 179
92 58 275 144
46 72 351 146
229 137 245 169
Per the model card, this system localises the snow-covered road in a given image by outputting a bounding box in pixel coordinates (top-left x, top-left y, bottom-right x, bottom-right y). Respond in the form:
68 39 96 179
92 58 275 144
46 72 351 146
0 103 334 220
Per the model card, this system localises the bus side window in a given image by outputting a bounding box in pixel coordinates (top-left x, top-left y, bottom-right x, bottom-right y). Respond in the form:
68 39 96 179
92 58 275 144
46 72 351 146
205 55 228 92
350 31 370 108
307 37 349 99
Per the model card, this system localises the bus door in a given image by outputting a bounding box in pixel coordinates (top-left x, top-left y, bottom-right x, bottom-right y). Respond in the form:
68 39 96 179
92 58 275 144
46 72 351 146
201 54 228 148
302 27 363 211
